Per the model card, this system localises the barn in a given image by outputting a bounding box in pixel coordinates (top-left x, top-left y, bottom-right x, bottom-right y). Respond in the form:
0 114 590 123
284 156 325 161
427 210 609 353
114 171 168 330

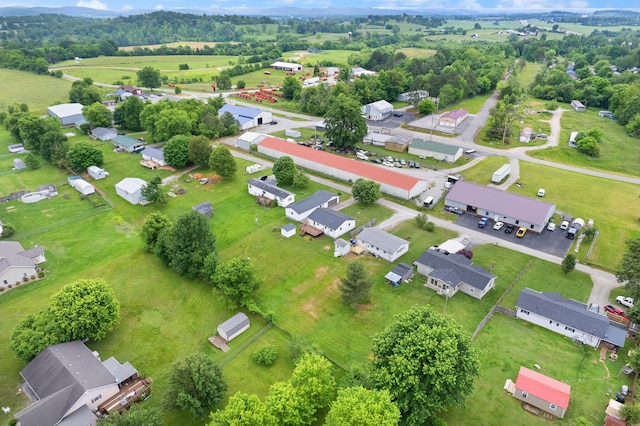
47 103 85 126
219 105 273 130
270 61 303 72
361 100 393 121
257 137 427 200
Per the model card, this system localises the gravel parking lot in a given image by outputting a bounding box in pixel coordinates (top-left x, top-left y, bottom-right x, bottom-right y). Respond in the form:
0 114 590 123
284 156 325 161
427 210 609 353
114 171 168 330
452 212 574 257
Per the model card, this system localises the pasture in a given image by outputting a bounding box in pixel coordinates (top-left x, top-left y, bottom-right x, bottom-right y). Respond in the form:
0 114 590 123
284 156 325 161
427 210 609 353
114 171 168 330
0 69 72 115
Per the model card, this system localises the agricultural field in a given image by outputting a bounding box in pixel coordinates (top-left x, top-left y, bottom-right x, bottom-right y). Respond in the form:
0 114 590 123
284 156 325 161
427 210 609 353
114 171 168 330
0 69 72 115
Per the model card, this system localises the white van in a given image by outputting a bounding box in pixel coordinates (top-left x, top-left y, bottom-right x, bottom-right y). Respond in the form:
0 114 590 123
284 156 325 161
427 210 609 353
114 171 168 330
423 196 434 207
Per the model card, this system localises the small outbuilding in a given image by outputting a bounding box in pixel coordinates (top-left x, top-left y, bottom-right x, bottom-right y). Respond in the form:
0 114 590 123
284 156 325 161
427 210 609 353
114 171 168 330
334 238 351 257
439 109 468 127
87 166 109 180
237 132 266 151
13 158 26 170
384 135 412 152
570 100 586 112
68 176 95 195
511 366 571 419
384 262 414 287
217 313 250 342
192 201 214 218
281 223 296 238
8 144 25 153
519 127 533 143
115 177 147 205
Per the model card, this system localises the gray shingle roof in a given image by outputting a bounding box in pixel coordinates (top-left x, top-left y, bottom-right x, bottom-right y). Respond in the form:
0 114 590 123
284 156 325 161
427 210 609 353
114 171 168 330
287 190 337 214
281 223 296 232
307 208 354 230
192 201 213 217
446 181 555 226
247 178 293 200
0 241 39 275
516 288 627 347
141 146 164 161
334 238 349 248
415 249 495 291
357 227 409 254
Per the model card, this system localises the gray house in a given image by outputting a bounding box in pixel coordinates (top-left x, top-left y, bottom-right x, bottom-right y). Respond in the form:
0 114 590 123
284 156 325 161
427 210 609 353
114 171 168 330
356 227 410 262
515 288 627 348
247 178 295 207
445 181 555 233
91 127 118 141
0 241 46 289
217 313 250 342
304 208 356 239
285 190 339 222
414 249 496 300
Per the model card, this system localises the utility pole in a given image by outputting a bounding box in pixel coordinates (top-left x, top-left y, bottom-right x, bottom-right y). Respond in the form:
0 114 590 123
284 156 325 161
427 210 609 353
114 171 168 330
255 215 260 248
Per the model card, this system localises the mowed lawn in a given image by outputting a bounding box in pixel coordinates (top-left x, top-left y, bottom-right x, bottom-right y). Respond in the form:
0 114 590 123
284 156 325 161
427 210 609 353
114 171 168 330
529 108 640 177
0 69 72 115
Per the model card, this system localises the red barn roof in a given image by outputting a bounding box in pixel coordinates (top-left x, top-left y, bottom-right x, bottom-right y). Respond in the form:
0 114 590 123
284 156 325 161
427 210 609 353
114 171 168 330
515 367 570 409
441 109 468 120
258 137 422 191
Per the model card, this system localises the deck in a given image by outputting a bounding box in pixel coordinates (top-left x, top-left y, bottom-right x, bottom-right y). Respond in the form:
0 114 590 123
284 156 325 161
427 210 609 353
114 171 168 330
300 223 323 237
208 335 230 352
98 378 151 414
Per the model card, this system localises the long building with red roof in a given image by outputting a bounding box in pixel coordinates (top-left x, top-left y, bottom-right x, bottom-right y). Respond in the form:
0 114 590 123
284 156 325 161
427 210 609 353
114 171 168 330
257 137 427 200
513 366 571 419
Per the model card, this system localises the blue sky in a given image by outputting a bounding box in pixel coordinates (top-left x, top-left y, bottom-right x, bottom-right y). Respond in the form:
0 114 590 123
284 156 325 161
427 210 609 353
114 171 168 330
6 0 640 13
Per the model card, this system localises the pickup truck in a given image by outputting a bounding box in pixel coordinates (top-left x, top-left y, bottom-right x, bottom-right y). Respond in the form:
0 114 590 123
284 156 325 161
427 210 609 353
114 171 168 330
477 217 489 228
616 296 634 308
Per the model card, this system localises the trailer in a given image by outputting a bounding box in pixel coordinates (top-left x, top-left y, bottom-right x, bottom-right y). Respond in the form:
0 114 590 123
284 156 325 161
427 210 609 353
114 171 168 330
491 164 511 184
245 164 264 174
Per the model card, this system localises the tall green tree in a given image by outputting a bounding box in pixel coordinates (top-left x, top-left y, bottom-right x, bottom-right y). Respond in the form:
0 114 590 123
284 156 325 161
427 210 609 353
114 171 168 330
97 404 163 426
339 262 374 306
207 392 277 426
561 253 577 273
282 76 302 100
324 93 367 150
325 386 400 426
371 306 480 425
137 66 162 89
39 131 68 163
154 109 192 142
140 176 166 205
69 80 101 105
164 353 228 418
113 96 144 131
290 352 337 413
265 381 314 426
66 141 104 170
618 238 640 297
209 145 237 179
188 135 213 166
272 156 296 185
83 102 113 128
163 134 191 168
352 178 381 204
141 212 171 252
212 257 262 306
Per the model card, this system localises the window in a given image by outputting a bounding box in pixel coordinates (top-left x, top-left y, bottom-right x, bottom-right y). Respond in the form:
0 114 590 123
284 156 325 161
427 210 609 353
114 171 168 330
520 309 530 315
469 288 475 293
3 280 6 285
522 392 528 398
530 224 535 229
565 326 575 332
549 403 557 410
515 220 520 224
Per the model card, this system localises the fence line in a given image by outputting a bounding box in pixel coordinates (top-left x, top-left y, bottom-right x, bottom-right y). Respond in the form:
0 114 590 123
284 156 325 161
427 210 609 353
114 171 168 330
472 259 534 340
218 323 274 367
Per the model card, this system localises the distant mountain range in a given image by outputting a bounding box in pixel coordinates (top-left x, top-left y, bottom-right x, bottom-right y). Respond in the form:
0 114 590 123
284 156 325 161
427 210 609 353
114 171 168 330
0 5 618 18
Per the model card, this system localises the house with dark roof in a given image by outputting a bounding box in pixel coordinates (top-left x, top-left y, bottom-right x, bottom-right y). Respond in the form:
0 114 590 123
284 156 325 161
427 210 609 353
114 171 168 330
303 208 355 239
356 227 410 262
47 103 85 126
257 137 427 200
439 109 468 127
192 201 214 218
285 190 339 222
0 242 45 289
408 138 463 163
384 262 414 286
219 104 272 131
113 135 144 153
362 100 393 121
515 288 627 348
91 127 118 141
509 366 571 419
15 340 140 426
445 181 556 233
217 313 250 342
414 249 496 300
141 147 166 167
247 178 295 207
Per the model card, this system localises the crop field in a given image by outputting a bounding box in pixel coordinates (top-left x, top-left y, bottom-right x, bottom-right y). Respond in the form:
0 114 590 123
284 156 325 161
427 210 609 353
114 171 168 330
54 55 238 71
396 47 437 58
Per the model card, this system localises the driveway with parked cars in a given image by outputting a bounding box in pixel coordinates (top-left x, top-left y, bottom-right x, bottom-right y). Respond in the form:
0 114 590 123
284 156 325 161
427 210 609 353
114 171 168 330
452 212 574 257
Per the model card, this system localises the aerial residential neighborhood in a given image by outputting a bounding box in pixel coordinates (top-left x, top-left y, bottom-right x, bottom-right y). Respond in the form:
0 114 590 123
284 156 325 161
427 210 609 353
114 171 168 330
0 6 639 426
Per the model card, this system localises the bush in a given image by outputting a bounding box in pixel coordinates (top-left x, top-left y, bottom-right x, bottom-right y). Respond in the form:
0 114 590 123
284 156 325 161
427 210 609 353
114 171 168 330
9 419 18 426
1 223 16 238
252 342 279 366
37 271 45 278
425 221 435 232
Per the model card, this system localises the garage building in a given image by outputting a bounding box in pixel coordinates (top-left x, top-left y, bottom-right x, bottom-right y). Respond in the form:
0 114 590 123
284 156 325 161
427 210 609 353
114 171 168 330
445 181 555 233
47 103 85 126
219 105 272 131
257 137 427 200
408 139 462 162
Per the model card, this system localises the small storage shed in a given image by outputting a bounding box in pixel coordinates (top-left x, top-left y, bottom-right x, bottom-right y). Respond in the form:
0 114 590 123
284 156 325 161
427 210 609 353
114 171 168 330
285 129 302 138
334 238 351 257
384 262 414 287
237 132 266 151
570 100 585 112
115 177 147 205
281 223 296 238
192 201 214 218
87 166 109 180
13 158 26 170
8 144 25 153
217 313 250 342
68 176 95 195
519 127 532 143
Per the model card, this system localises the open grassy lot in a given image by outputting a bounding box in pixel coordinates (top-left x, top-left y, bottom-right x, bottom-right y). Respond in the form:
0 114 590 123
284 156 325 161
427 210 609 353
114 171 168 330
517 62 544 88
460 157 640 270
528 108 640 177
55 55 238 70
475 110 552 148
441 93 492 115
0 69 72 115
396 47 437 58
443 313 634 425
283 49 353 67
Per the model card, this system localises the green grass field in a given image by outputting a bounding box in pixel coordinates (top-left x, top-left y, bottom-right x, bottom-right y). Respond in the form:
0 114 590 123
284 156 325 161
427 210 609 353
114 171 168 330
0 69 72 115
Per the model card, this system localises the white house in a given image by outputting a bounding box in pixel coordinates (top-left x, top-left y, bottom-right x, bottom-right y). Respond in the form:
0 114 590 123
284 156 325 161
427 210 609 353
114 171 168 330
285 190 339 222
15 341 142 426
408 138 463 163
91 127 118 141
219 104 272 131
414 249 496 300
47 103 85 126
356 227 409 262
247 178 295 207
362 100 393 121
68 176 95 195
217 313 250 341
515 288 627 348
0 242 45 288
87 166 109 180
115 177 147 205
113 135 144 153
303 208 355 239
141 147 166 167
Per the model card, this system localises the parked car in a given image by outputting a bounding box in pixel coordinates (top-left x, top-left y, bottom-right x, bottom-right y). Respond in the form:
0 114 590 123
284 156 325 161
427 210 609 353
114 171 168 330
547 222 556 231
605 305 628 318
504 224 515 234
560 220 570 230
516 227 527 238
493 221 504 231
445 206 464 215
478 217 489 228
537 188 546 197
414 162 421 168
616 296 635 308
588 303 599 313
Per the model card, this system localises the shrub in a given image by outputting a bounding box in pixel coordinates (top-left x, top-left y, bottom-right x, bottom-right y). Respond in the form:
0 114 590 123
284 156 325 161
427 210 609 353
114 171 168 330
252 342 279 366
425 221 435 232
38 271 45 278
1 223 16 238
9 418 18 426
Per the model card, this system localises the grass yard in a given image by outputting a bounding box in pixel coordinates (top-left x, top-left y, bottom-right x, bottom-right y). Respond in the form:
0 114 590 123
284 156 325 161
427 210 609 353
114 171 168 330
443 314 634 425
396 47 437 58
55 55 238 70
0 69 72 115
475 110 553 148
283 49 353 67
441 93 492 115
528 108 640 177
517 62 544 88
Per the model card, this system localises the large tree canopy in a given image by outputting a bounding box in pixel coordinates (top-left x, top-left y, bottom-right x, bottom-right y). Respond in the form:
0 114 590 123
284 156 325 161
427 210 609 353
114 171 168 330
324 93 368 150
209 145 237 179
83 102 113 128
618 237 640 297
188 135 213 166
371 306 480 425
66 141 104 171
212 257 261 306
137 66 162 89
325 386 400 426
207 392 276 426
352 178 382 204
272 156 296 185
163 134 191 168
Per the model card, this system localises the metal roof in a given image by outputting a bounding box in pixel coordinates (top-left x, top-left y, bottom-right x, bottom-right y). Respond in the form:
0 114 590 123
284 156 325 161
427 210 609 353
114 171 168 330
113 135 142 148
515 366 570 409
247 178 293 200
410 138 462 155
219 104 263 119
218 312 250 337
307 208 354 230
441 109 468 119
287 190 338 214
446 181 555 226
116 177 147 193
47 103 84 118
357 227 409 254
141 147 164 161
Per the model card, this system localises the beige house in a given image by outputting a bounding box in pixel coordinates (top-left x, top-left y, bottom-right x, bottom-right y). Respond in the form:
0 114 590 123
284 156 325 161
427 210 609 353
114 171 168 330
0 241 45 288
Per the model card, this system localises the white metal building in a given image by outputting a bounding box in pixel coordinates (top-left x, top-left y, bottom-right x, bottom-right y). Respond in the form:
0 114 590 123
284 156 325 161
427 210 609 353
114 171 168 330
47 103 85 126
408 138 462 162
362 100 393 121
115 177 147 205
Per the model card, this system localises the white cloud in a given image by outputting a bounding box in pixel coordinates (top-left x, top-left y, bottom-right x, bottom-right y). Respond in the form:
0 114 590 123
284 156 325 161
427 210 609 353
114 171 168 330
122 4 134 10
154 4 164 9
76 0 108 10
496 0 589 9
455 0 483 9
